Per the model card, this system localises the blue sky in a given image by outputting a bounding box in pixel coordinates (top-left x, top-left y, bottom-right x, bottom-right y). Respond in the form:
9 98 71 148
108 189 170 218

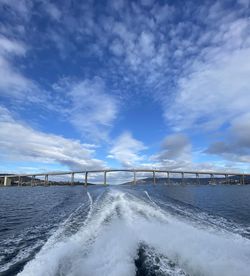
0 0 250 174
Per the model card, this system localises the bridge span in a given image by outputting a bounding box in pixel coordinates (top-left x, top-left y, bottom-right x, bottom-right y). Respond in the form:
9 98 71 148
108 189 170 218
0 169 249 186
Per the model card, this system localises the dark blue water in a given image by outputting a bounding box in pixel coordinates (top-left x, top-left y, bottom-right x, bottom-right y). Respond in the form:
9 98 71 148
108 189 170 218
1 184 250 276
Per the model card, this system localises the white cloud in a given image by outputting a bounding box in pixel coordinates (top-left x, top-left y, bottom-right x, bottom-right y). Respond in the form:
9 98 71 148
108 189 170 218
0 0 32 18
237 0 250 7
110 38 124 56
110 21 154 70
148 133 245 172
150 134 195 171
43 3 61 21
0 106 105 171
151 3 174 23
140 0 154 7
0 35 39 101
230 113 250 148
0 56 33 97
0 35 118 142
206 113 250 164
139 31 155 57
106 132 222 172
109 0 124 11
0 35 26 56
162 6 250 132
52 77 118 140
108 132 146 167
165 47 250 131
156 134 191 161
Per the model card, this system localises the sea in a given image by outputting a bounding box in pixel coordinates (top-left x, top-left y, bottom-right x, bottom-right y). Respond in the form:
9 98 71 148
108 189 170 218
1 184 250 276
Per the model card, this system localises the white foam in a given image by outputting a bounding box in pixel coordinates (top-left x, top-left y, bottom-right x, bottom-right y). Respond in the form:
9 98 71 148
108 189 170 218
144 190 157 207
87 192 93 206
18 189 250 276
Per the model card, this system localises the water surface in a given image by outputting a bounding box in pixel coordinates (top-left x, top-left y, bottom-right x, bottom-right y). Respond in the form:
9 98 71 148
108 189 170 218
1 184 250 276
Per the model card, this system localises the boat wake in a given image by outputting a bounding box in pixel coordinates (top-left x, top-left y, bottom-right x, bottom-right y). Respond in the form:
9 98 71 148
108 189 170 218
18 188 250 276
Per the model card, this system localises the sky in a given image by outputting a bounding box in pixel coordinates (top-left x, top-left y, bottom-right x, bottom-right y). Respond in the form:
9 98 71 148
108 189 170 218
0 0 250 176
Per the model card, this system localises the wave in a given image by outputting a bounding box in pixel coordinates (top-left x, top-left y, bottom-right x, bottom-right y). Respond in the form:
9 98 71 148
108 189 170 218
18 188 250 276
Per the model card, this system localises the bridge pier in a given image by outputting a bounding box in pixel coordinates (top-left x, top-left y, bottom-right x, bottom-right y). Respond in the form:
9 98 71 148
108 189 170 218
210 174 214 184
71 173 74 186
153 171 156 184
85 172 88 187
225 174 229 184
181 172 184 185
4 176 7 186
241 174 245 185
133 171 137 185
104 171 107 185
4 176 11 186
167 171 170 185
196 173 200 184
44 174 48 186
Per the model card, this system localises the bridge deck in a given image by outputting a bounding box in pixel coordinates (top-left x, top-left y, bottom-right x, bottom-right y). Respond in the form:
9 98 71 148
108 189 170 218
1 168 249 178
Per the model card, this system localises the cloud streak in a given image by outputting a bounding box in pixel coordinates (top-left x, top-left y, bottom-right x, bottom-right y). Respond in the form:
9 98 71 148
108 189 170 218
0 35 36 99
0 106 105 171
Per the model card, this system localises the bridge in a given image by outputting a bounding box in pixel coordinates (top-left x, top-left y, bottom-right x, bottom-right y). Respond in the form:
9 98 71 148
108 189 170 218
0 169 249 186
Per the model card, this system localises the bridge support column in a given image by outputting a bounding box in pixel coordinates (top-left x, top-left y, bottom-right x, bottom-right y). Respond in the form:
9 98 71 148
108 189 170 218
71 173 74 186
45 174 49 186
153 171 156 185
104 171 107 185
196 173 200 184
18 176 21 186
181 172 184 185
4 176 11 186
210 174 214 184
242 174 245 185
85 172 88 187
133 171 136 185
4 176 7 186
225 174 229 184
167 172 170 185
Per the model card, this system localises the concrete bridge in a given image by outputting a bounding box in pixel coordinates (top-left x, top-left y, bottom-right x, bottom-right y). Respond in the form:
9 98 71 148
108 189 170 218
0 169 249 186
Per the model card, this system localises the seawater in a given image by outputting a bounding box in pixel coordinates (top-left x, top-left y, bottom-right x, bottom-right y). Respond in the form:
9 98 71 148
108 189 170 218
1 184 250 276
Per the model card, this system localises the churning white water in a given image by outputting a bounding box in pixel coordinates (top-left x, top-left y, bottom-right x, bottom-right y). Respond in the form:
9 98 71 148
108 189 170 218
18 188 250 276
